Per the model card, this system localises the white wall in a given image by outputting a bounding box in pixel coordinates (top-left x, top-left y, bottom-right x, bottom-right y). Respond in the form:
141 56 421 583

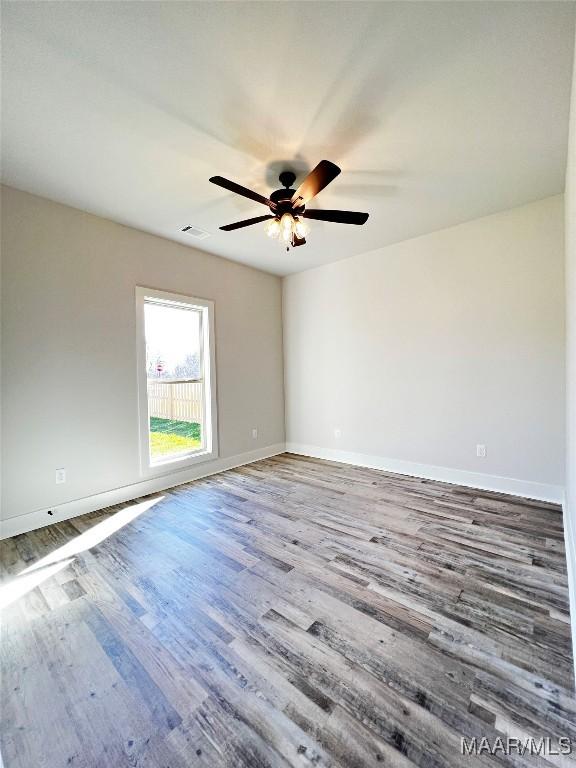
564 29 576 682
1 186 285 530
283 196 565 501
0 183 569 536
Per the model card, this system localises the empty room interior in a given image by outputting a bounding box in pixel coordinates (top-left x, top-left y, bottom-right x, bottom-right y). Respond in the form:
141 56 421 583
2 1 576 766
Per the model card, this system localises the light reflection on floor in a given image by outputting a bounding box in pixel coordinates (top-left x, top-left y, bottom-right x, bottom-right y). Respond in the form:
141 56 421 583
0 496 163 610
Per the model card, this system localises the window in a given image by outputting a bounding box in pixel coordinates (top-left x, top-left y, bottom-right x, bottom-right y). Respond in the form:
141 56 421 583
136 287 217 471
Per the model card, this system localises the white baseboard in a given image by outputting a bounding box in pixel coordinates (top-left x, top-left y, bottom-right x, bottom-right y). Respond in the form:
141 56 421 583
285 442 564 504
0 443 286 539
562 499 576 686
1 441 564 537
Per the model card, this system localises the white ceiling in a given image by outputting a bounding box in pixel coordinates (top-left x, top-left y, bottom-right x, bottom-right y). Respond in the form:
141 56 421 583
2 2 575 276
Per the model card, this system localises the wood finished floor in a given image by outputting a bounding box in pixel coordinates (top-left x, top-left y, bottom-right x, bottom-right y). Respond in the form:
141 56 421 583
1 453 574 768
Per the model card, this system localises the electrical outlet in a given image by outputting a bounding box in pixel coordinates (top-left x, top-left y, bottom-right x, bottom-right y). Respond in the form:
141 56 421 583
252 428 258 439
334 428 342 439
55 468 66 484
476 445 487 458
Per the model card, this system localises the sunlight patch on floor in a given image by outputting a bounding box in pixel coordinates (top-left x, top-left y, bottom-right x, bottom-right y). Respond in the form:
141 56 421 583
21 496 164 576
1 497 164 610
0 558 75 610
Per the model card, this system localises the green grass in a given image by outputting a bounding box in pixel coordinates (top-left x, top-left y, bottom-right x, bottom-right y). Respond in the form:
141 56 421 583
149 417 202 458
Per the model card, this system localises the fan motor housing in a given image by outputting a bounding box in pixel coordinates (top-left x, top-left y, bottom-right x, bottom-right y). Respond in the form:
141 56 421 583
270 188 295 204
270 176 305 215
268 171 306 216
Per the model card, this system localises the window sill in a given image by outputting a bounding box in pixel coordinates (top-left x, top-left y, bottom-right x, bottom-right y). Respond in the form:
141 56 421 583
141 447 219 479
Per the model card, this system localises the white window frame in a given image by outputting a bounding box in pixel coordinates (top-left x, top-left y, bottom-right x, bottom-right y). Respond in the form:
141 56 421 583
135 286 218 475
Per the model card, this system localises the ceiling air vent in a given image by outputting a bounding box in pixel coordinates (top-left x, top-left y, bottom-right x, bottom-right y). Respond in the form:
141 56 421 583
181 225 210 240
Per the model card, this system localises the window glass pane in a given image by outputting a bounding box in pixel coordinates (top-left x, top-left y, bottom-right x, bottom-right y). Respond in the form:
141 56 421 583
144 301 204 461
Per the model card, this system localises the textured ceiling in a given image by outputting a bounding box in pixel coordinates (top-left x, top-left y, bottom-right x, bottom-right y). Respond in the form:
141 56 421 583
2 1 575 275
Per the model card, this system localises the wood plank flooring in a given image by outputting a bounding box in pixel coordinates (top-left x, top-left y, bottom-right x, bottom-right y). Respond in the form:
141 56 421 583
1 453 574 767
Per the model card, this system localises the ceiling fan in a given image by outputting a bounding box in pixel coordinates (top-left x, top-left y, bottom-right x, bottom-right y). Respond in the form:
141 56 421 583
209 160 369 249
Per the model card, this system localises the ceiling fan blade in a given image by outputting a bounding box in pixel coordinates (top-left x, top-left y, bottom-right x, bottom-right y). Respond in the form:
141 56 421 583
292 235 306 247
210 176 274 209
291 160 341 206
220 214 274 231
303 209 369 225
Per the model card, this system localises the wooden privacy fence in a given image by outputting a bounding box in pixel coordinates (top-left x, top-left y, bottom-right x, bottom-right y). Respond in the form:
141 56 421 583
147 380 203 423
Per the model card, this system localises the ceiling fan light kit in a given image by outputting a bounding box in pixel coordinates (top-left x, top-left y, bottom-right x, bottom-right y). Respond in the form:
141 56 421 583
266 212 309 247
209 160 369 252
